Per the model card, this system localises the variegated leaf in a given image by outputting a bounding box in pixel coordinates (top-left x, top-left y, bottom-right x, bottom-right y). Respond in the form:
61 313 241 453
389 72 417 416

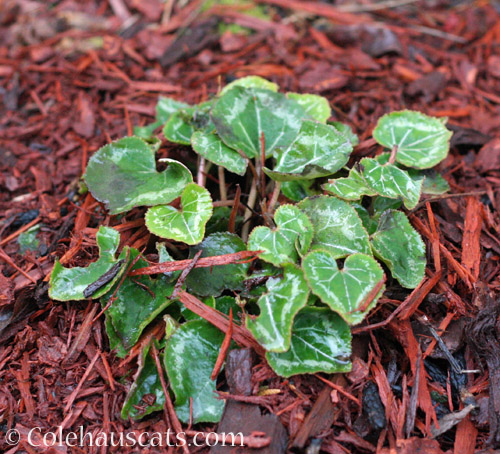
163 101 213 145
323 167 377 201
286 93 330 123
220 75 278 95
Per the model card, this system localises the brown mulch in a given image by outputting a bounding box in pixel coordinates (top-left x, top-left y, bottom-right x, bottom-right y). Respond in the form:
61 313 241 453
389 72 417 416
1 0 500 452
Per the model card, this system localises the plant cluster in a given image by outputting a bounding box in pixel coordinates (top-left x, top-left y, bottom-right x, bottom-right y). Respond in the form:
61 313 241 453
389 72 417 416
49 76 452 424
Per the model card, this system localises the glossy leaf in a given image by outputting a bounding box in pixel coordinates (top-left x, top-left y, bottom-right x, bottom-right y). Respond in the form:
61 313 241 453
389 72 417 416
298 196 371 258
323 167 376 201
303 251 385 325
371 210 426 288
408 169 450 195
373 110 452 169
286 93 330 123
84 137 192 214
281 180 320 202
18 225 40 254
49 227 127 301
274 120 352 179
121 341 165 420
360 157 423 209
104 249 175 351
220 75 278 95
145 183 213 245
163 101 213 145
211 86 305 158
164 320 226 423
328 121 359 146
186 233 250 296
191 131 247 175
246 265 309 352
247 204 313 266
266 307 352 377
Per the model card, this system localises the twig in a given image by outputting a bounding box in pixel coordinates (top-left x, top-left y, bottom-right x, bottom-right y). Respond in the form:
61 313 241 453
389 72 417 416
228 185 241 234
242 177 258 242
218 166 227 201
338 0 419 12
211 308 233 380
64 351 100 413
171 250 202 299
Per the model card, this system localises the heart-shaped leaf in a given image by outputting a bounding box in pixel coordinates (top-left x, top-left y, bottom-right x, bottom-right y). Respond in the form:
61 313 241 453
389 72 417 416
145 183 213 245
164 320 226 423
103 249 175 352
211 86 305 158
220 75 279 95
371 210 426 288
84 137 193 214
191 131 247 175
286 93 330 123
246 265 309 352
303 251 385 325
323 167 377 201
163 101 214 145
247 204 313 266
328 121 359 146
298 196 371 258
360 157 423 209
121 340 165 420
273 120 352 179
266 307 352 377
373 110 452 169
49 227 127 301
186 232 250 297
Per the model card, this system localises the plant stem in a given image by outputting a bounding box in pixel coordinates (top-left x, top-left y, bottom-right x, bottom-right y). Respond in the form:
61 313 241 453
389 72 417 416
388 144 398 164
218 166 227 201
241 177 258 242
197 157 206 186
268 181 281 214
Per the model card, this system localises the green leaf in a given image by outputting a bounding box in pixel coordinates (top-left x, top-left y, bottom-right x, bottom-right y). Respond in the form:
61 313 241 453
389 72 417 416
273 121 352 179
247 204 313 266
121 341 165 420
328 121 359 146
351 203 378 235
220 75 279 95
360 157 423 210
186 233 250 297
323 167 377 201
191 131 247 175
266 307 351 377
371 210 426 288
298 196 371 258
84 137 193 214
303 251 385 325
205 206 235 235
104 250 175 351
246 265 309 352
373 110 452 169
18 225 40 254
211 86 305 159
373 196 402 214
164 320 226 423
145 183 213 245
408 169 450 195
49 226 127 301
281 180 320 202
163 101 214 145
286 93 330 123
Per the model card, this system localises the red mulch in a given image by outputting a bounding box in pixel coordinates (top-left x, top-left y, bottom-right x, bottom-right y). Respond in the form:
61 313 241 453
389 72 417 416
1 0 500 453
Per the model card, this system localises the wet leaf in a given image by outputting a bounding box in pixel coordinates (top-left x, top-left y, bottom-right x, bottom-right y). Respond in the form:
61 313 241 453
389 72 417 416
164 320 226 423
371 210 426 288
49 227 127 301
145 183 213 245
186 232 250 296
328 121 359 146
408 169 450 195
104 249 175 351
220 75 278 95
84 137 192 214
18 225 40 254
121 341 165 420
163 101 214 145
303 251 385 324
360 157 423 209
286 93 330 123
246 265 309 352
323 167 377 201
248 204 313 266
373 110 452 169
281 179 320 202
298 196 371 258
191 131 247 175
211 86 305 158
266 307 352 377
273 120 352 179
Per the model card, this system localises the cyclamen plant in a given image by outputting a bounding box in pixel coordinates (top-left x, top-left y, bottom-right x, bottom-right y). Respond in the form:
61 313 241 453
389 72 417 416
49 76 452 424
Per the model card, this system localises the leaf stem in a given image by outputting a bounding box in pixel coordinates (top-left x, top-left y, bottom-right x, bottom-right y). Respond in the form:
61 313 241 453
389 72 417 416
388 144 398 164
268 181 281 214
218 166 227 201
242 177 258 242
